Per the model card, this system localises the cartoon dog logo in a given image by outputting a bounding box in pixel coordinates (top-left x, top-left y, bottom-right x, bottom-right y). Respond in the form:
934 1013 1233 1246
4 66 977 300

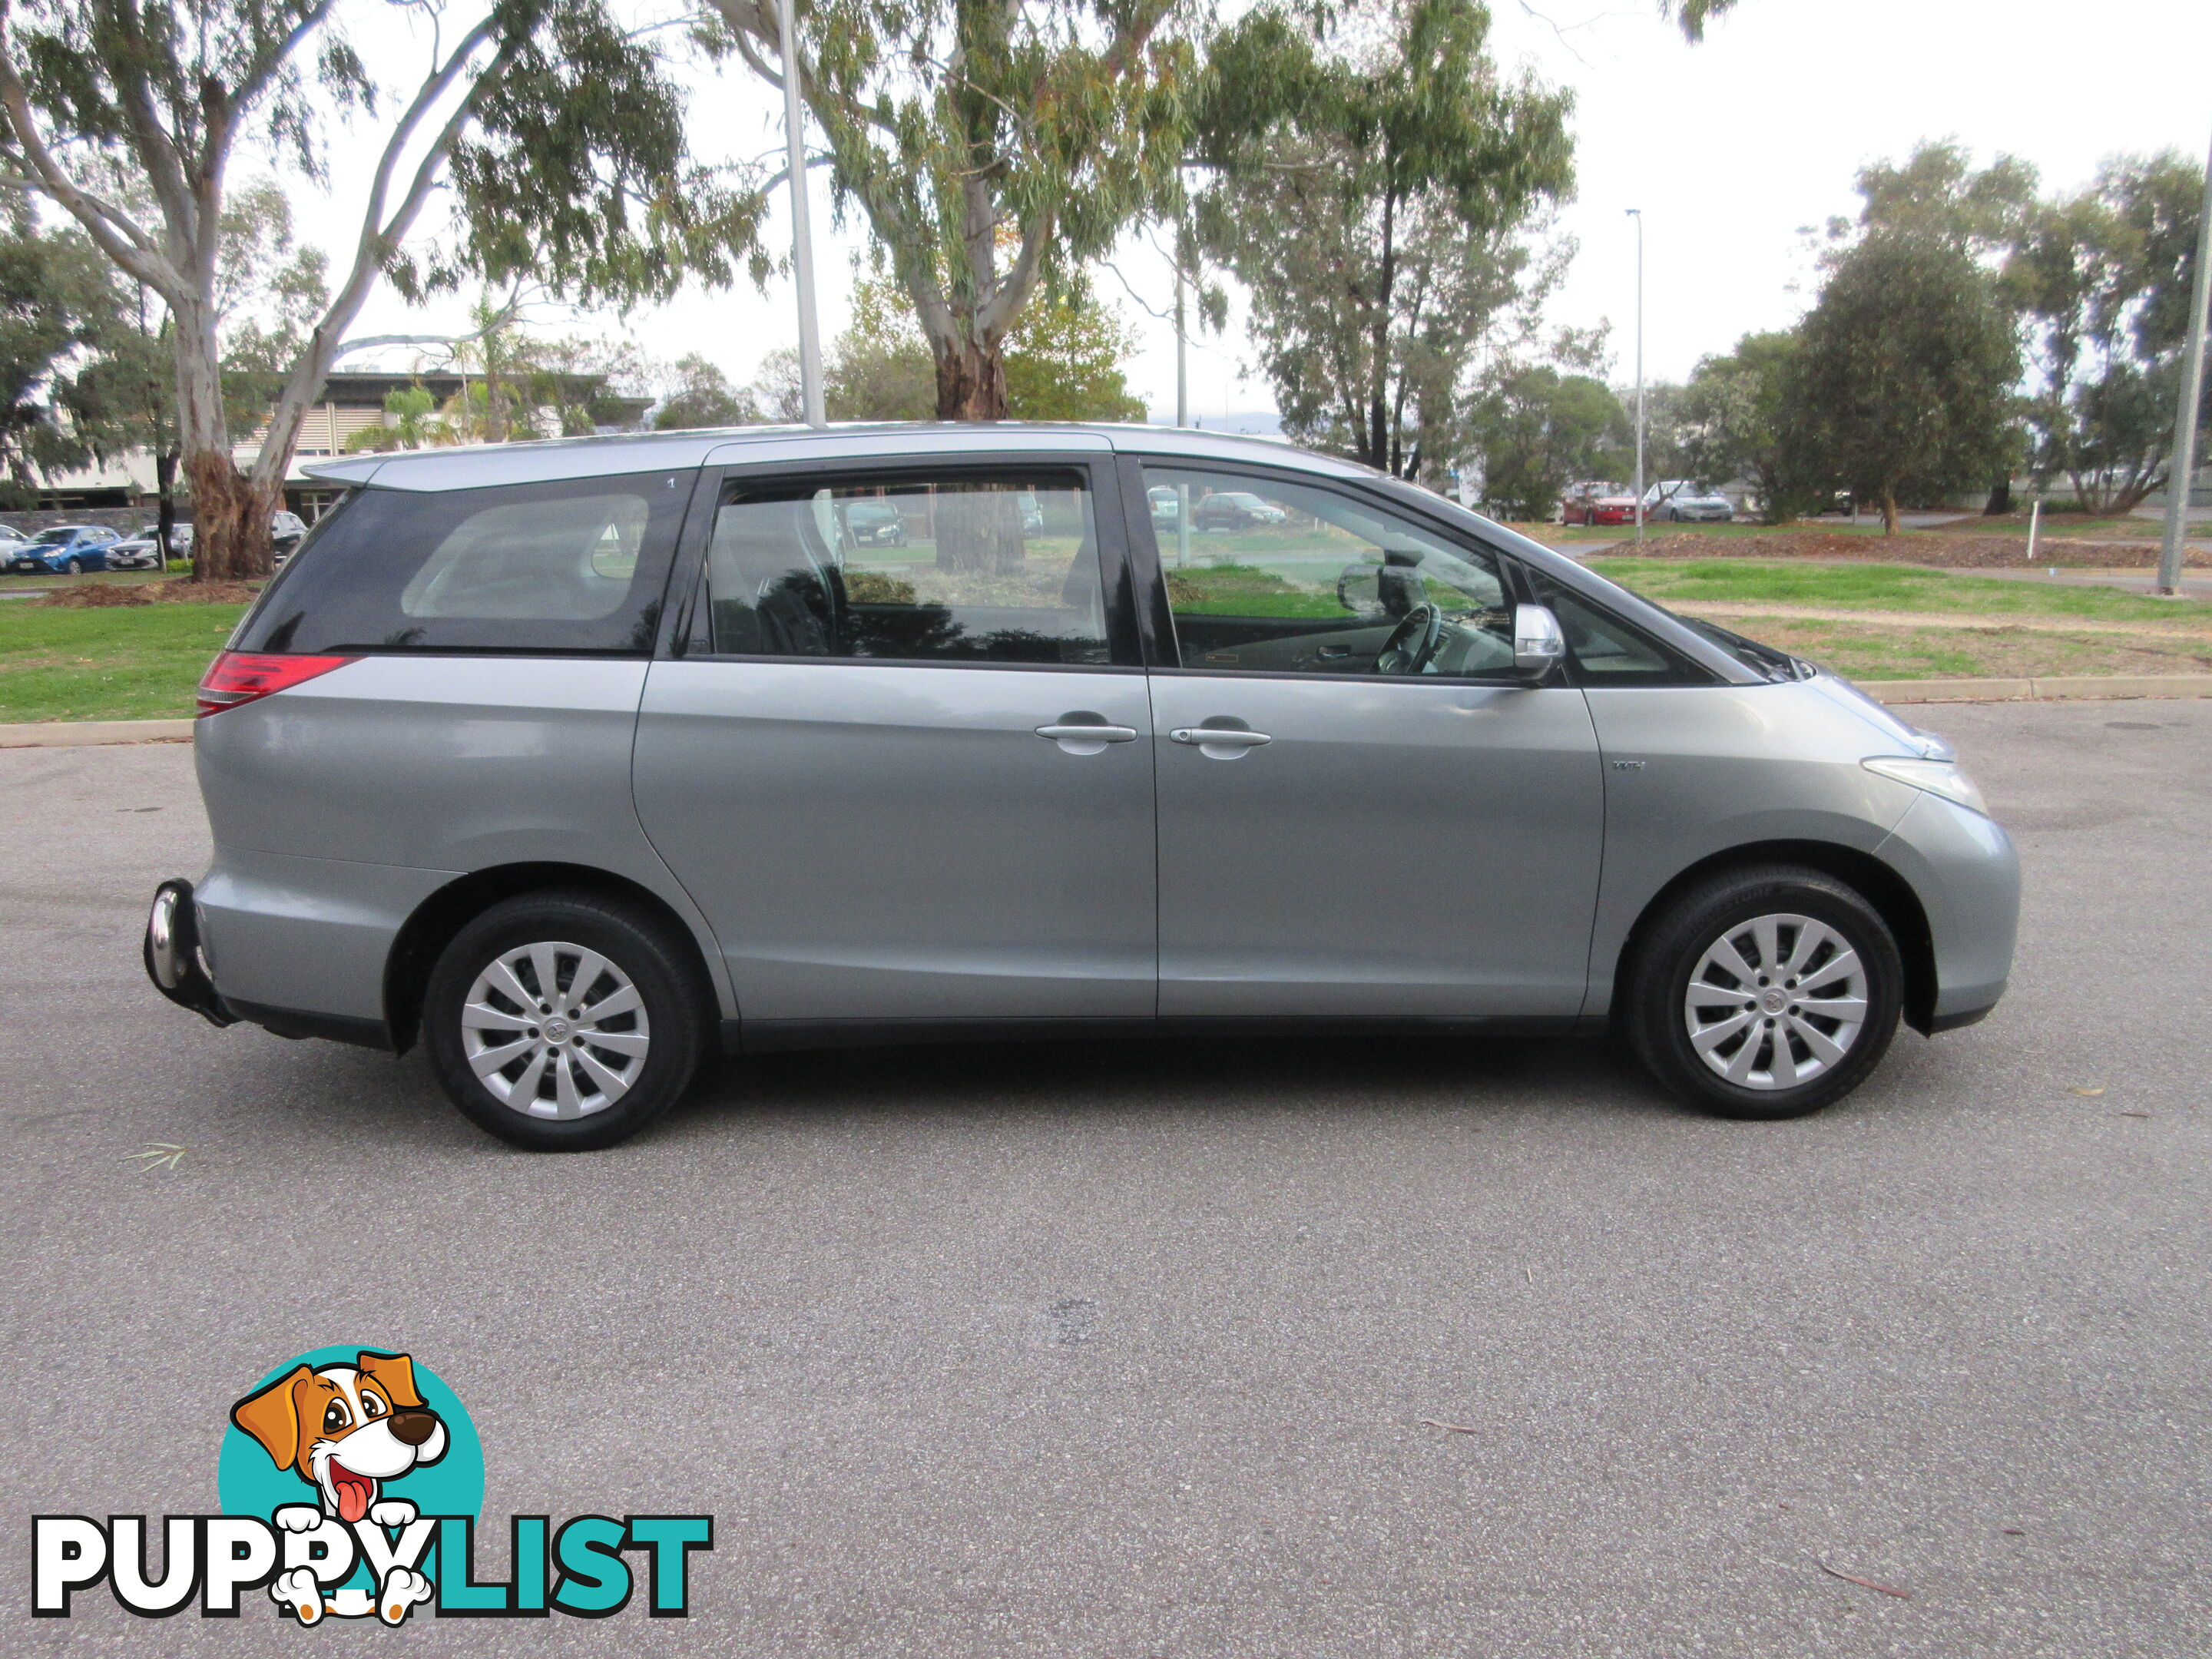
230 1351 448 1624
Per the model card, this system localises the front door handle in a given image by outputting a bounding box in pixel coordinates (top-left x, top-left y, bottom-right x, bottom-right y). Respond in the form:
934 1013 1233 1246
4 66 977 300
1169 727 1273 759
1035 719 1140 755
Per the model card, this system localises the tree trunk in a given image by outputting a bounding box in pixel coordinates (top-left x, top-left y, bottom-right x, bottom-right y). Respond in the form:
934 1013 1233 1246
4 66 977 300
172 299 276 582
1983 475 2011 515
1881 488 1899 536
187 452 280 582
933 338 1008 421
154 450 179 565
934 482 1025 574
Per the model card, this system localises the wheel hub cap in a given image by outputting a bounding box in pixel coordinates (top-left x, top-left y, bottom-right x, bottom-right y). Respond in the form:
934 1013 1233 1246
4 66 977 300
1683 912 1869 1091
459 941 651 1120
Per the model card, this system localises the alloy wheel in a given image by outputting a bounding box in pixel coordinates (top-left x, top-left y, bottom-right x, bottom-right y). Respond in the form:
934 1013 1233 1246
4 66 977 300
459 940 651 1119
1681 912 1869 1091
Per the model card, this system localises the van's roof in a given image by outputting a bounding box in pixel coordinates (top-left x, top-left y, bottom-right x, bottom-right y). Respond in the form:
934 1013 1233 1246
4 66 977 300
301 421 1374 494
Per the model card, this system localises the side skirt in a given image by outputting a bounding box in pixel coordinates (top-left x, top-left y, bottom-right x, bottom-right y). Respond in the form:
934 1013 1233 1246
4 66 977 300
724 1014 1594 1057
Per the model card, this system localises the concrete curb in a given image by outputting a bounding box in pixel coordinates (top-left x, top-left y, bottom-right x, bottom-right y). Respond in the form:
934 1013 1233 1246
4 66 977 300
1867 674 2212 704
0 717 194 748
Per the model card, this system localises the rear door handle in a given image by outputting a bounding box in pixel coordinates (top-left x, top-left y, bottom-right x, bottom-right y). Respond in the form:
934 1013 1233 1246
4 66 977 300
1035 724 1139 743
1035 720 1139 755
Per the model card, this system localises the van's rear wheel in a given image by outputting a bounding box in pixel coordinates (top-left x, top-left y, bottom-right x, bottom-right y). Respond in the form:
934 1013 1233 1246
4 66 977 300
424 892 710 1151
1624 866 1902 1121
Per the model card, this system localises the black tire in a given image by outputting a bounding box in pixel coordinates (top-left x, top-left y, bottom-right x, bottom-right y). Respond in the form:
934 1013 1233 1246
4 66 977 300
423 890 713 1151
1622 865 1902 1121
65 557 82 575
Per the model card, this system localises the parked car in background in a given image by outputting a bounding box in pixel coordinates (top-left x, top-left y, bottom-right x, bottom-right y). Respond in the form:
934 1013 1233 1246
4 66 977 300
840 499 908 548
105 523 194 571
7 525 121 575
144 422 2018 1151
268 512 310 566
1644 482 1735 524
1193 489 1288 531
0 523 31 554
1558 482 1637 527
1148 485 1183 523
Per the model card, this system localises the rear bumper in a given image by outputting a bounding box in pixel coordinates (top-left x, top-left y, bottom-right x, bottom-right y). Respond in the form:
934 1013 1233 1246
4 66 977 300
189 847 461 1040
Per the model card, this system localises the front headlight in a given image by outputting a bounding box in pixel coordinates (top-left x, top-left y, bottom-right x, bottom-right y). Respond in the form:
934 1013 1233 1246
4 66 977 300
1863 755 1988 816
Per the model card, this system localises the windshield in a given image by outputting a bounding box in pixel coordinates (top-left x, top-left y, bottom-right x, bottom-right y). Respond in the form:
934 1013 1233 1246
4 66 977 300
32 528 78 545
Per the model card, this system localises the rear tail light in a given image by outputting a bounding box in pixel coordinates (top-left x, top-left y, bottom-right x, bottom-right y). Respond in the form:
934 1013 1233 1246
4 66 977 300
196 651 356 717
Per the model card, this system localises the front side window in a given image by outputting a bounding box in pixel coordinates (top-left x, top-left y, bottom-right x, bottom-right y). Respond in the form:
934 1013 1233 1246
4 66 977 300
237 473 687 654
700 471 1110 666
1144 465 1518 678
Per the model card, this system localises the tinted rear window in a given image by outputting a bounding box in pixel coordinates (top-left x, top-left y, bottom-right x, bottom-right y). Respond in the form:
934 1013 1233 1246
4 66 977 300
237 472 690 655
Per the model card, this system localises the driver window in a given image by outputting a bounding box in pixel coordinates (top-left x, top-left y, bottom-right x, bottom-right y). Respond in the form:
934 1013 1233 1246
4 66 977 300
1142 465 1515 678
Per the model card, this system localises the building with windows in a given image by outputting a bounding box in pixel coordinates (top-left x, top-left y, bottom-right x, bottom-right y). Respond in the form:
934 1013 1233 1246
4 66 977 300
31 368 652 521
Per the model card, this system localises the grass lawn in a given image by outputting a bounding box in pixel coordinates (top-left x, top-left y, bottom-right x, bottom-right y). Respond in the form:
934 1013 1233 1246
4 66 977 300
0 567 180 594
1681 615 2212 680
0 601 245 722
1588 558 2211 628
1538 519 1901 545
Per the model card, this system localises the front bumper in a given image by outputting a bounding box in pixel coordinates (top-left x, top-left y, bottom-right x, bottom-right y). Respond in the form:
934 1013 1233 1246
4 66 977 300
1874 791 2021 1028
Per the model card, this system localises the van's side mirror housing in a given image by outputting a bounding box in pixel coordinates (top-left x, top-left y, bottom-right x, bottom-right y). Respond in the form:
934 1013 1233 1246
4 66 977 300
1512 603 1567 676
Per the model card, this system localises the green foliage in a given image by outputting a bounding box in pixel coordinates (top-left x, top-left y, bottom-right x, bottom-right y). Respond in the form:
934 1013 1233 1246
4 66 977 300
823 273 1147 423
1001 283 1148 422
0 217 127 505
700 0 1194 416
1780 230 2021 531
429 0 764 306
1676 331 1809 523
1194 0 1572 478
2008 150 2210 513
1853 139 2038 251
653 354 762 430
1465 364 1628 519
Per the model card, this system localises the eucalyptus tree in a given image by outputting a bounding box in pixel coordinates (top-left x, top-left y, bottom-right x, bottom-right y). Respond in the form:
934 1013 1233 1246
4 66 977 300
1190 0 1571 479
701 0 1193 420
0 0 757 577
2009 151 2209 514
1782 230 2020 534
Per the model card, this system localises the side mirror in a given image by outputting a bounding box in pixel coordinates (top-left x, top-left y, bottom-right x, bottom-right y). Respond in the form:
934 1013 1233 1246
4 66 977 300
1513 603 1567 676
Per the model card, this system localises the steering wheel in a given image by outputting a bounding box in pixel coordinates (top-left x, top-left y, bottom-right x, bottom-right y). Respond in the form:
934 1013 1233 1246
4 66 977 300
1374 603 1443 675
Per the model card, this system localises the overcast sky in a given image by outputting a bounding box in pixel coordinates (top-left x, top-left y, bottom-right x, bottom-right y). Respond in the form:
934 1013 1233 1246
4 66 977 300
300 0 2212 424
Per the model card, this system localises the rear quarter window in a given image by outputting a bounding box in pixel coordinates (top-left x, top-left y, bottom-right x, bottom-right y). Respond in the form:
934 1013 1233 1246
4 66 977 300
237 472 690 654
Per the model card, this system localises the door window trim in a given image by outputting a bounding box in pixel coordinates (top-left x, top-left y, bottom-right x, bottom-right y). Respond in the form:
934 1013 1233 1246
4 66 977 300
1123 456 1539 686
657 452 1145 673
1123 455 1719 689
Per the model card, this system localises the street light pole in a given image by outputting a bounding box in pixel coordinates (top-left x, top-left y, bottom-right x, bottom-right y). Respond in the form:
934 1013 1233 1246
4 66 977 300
2156 128 2212 596
777 0 825 429
1627 207 1644 548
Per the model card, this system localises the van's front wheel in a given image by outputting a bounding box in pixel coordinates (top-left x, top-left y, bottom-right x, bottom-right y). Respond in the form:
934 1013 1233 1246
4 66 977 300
424 892 710 1151
1624 866 1902 1121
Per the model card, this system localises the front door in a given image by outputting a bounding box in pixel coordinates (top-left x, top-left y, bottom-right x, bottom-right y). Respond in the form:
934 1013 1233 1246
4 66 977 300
1137 462 1605 1019
633 458 1157 1025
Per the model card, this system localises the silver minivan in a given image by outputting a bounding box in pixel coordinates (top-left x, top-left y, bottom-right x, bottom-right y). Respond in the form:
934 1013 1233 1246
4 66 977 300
144 425 2018 1151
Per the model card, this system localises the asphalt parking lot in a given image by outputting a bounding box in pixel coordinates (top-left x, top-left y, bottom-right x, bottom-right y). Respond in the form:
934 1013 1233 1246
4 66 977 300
5 700 2209 1656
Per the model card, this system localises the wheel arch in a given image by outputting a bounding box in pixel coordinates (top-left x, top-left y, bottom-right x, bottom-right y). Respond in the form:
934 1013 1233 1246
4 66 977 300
382 863 718 1056
1613 839 1938 1037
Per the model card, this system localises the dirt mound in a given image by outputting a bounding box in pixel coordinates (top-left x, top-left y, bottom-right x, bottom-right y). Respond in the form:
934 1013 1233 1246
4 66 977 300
144 578 262 604
37 577 260 608
39 582 151 608
1623 531 2207 569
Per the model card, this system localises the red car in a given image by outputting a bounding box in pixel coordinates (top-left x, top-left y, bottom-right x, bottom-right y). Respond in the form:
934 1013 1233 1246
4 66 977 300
1558 481 1638 526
